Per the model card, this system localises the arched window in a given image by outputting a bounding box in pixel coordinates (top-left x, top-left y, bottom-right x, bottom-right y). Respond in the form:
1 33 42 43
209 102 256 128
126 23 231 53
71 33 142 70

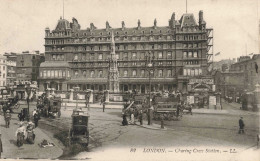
132 70 137 76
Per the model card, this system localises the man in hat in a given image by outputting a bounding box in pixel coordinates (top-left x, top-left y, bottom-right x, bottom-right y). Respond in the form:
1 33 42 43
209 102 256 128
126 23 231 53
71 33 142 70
238 117 245 134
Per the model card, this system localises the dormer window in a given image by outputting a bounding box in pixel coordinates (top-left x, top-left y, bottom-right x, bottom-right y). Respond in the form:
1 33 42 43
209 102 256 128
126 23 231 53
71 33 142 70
84 33 87 36
159 30 162 33
133 30 136 34
150 30 153 34
91 32 93 35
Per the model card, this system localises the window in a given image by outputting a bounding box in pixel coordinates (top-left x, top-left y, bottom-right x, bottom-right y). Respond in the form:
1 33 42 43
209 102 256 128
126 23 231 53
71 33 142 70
167 70 172 77
183 69 187 76
183 52 187 58
132 70 137 76
51 70 54 77
99 46 102 50
74 54 78 61
167 61 172 65
124 70 128 77
3 66 5 70
158 52 163 59
132 62 137 66
188 52 192 58
83 70 86 76
42 70 46 78
98 70 103 77
52 54 56 60
194 69 198 76
62 71 66 77
98 53 103 60
199 69 202 75
141 70 145 77
67 71 70 77
90 53 95 60
124 53 128 59
98 62 102 66
116 54 119 59
158 62 163 65
59 70 62 77
190 69 195 76
193 51 198 58
167 52 172 58
47 70 50 77
3 73 5 78
124 62 128 66
90 71 95 78
74 70 78 77
132 53 137 59
158 70 163 77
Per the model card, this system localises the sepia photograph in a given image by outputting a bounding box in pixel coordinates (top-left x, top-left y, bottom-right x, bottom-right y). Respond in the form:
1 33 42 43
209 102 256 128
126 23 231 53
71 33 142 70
0 0 259 160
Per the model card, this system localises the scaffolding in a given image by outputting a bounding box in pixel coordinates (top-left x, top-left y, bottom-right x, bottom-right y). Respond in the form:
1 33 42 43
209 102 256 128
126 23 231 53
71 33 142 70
206 28 213 71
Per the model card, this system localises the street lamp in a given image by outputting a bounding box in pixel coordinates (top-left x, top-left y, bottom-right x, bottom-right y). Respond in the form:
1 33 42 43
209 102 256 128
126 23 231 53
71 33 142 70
25 85 31 121
145 51 155 125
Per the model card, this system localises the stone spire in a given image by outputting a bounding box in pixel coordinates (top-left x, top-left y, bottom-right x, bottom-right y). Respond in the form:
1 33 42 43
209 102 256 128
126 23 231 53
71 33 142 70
108 31 119 93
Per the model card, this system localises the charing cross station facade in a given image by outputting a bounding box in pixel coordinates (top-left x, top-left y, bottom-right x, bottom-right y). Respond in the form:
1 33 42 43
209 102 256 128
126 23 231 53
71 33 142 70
39 11 213 93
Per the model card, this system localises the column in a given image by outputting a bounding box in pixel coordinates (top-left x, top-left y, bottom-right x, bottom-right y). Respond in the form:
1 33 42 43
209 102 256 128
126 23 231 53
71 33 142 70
87 89 94 103
69 89 74 101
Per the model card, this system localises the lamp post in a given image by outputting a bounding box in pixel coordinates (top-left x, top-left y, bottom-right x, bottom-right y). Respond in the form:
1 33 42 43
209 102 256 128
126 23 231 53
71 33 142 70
145 51 155 125
25 85 31 121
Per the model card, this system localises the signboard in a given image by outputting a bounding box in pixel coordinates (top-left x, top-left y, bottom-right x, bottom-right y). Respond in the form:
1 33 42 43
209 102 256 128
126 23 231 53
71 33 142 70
189 79 214 85
209 96 216 105
187 96 194 104
114 96 123 101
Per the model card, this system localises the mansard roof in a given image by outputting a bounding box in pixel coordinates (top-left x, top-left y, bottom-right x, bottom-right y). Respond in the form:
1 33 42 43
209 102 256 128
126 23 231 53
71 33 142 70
179 13 198 28
55 18 71 31
71 26 172 37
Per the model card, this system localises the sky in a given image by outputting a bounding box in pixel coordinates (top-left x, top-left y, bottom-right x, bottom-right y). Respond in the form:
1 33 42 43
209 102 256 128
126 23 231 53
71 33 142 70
0 0 259 61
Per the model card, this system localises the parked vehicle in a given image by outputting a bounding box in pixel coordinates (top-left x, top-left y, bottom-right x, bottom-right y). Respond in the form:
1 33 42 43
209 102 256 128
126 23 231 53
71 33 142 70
69 109 90 147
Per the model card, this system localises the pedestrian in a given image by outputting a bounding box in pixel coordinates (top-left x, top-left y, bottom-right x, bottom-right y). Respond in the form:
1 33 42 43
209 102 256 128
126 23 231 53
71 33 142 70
139 110 143 125
34 112 39 128
238 117 245 134
0 133 2 158
103 102 105 112
18 110 23 121
122 113 128 126
131 113 135 124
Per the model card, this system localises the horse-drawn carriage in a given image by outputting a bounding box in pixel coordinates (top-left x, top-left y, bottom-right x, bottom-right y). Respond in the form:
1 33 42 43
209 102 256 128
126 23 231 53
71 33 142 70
153 95 180 120
37 94 61 118
69 109 90 147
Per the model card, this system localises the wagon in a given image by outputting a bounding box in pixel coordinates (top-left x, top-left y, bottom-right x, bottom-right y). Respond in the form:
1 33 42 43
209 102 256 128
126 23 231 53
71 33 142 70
69 109 90 147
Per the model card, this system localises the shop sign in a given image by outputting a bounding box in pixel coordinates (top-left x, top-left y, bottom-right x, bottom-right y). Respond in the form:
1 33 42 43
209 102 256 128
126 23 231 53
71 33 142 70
187 96 194 104
189 79 214 85
209 96 216 105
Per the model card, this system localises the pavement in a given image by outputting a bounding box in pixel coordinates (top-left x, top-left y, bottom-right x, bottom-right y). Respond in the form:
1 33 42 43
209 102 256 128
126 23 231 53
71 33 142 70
0 104 63 159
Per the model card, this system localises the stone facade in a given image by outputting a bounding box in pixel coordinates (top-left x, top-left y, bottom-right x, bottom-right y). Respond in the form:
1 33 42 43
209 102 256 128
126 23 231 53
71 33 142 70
0 55 7 89
3 52 17 86
16 51 45 83
39 11 213 93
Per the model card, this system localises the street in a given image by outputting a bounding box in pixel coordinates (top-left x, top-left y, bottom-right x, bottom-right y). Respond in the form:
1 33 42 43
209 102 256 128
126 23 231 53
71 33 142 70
0 100 259 160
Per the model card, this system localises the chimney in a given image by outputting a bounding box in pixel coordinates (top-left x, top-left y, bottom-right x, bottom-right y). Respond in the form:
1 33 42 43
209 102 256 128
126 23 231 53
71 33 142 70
169 12 175 28
121 21 125 30
199 10 203 25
